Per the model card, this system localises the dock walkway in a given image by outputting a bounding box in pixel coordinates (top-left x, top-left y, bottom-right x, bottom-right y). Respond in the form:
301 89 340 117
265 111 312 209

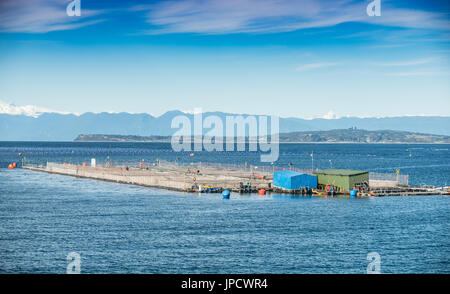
22 162 272 193
22 162 449 197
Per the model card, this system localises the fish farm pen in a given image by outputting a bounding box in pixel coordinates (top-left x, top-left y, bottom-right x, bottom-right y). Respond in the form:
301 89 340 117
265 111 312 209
18 159 450 197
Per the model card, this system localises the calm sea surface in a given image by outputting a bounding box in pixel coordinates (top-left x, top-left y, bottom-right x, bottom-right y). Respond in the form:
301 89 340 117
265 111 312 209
0 142 449 273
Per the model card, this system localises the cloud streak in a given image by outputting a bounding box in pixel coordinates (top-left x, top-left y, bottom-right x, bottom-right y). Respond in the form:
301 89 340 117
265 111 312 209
1 0 449 35
135 0 450 35
386 70 447 77
295 62 339 71
370 58 436 67
0 0 106 33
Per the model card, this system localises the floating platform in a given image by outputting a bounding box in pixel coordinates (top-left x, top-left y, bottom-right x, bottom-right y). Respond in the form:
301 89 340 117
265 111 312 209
368 186 449 197
21 162 449 197
22 162 273 193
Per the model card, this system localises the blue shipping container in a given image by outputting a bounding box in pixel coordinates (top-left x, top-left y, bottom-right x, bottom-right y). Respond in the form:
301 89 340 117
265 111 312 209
273 170 317 190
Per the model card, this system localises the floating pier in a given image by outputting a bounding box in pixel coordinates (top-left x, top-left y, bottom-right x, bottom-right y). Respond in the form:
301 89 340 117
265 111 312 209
21 162 449 197
22 162 272 193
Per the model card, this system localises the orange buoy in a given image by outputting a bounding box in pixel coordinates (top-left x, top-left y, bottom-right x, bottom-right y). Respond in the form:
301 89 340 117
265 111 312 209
12 162 17 168
258 189 266 195
190 153 195 157
63 163 67 167
82 162 87 167
18 152 22 156
8 164 14 169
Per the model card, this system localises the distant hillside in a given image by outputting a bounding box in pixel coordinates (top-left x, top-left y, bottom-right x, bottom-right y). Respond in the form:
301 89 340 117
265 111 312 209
1 111 450 141
278 129 450 143
75 129 450 144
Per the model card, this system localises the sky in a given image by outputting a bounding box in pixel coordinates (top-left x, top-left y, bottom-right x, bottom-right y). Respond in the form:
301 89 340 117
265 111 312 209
0 0 449 118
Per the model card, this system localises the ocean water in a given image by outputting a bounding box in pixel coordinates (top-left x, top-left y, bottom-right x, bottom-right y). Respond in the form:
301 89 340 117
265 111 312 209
0 142 449 273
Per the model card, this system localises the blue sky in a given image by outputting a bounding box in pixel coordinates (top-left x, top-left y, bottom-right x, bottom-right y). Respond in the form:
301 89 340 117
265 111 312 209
0 0 449 118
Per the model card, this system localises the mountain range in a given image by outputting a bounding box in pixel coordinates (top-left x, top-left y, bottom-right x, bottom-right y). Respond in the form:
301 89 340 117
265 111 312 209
1 106 450 141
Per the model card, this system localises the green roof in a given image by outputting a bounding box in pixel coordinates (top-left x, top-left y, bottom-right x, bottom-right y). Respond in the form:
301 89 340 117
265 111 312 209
313 169 368 176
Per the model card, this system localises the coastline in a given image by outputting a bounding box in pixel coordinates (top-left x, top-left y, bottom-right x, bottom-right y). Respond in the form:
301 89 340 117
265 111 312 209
74 140 450 144
1 140 450 144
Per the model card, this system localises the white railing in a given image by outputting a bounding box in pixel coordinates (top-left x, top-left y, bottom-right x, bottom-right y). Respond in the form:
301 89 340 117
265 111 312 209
370 172 409 186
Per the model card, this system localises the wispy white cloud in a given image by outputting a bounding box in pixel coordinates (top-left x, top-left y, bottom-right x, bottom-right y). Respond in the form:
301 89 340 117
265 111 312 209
0 0 106 33
295 62 339 71
386 70 448 77
371 57 436 67
133 0 450 35
361 30 450 50
2 0 449 35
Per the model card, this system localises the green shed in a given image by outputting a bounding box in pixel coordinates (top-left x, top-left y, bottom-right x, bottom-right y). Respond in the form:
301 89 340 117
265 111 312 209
313 169 369 192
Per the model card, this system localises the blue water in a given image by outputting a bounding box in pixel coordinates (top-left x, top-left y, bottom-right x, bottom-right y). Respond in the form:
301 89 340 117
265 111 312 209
0 142 449 273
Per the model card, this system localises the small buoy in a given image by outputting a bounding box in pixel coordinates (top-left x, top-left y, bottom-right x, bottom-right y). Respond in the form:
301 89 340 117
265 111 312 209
222 190 230 199
8 164 14 169
82 162 87 167
18 153 22 156
12 162 17 168
258 189 266 195
190 153 195 157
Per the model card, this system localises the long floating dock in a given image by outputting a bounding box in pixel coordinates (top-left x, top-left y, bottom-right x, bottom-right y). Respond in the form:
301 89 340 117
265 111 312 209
22 162 272 193
22 162 449 197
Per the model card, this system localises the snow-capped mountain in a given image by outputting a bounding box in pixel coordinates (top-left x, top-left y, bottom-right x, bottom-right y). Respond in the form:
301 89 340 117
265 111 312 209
0 100 75 118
